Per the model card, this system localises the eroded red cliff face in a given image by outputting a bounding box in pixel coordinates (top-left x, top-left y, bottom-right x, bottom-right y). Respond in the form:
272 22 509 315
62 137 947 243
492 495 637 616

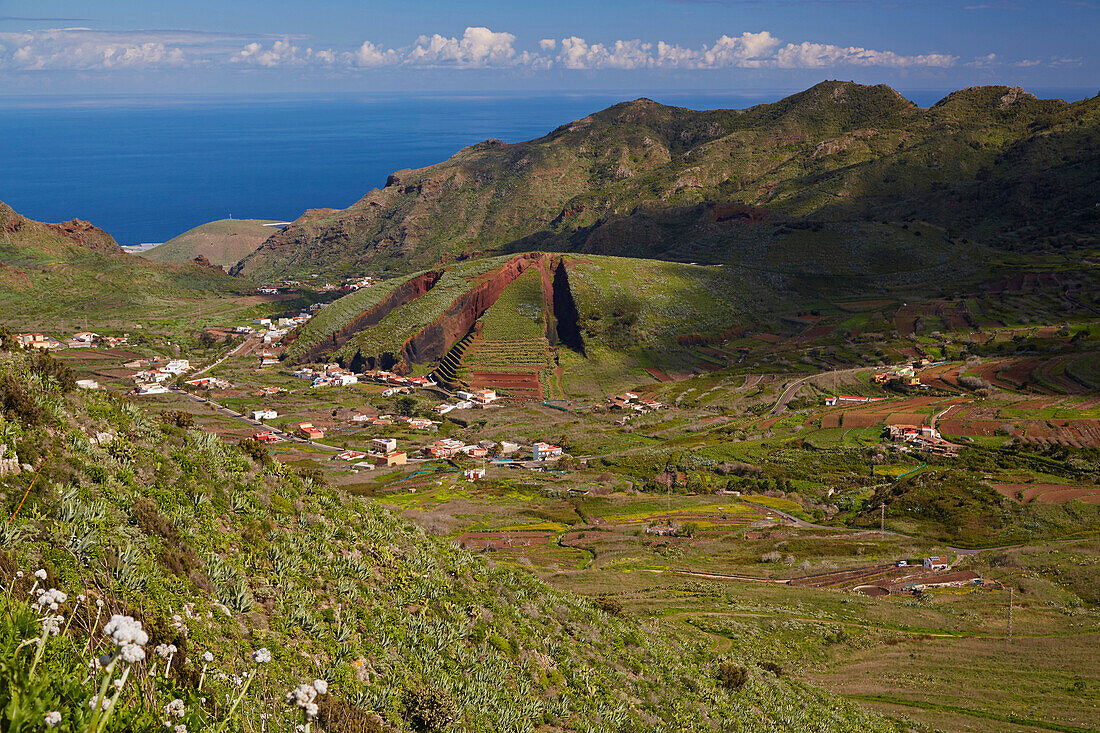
291 270 442 364
397 253 541 371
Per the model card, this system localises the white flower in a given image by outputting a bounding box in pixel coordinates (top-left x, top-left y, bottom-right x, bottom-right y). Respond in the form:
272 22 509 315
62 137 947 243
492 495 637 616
41 615 63 637
96 599 104 609
78 594 86 602
103 615 148 647
16 571 23 579
35 569 47 580
112 678 124 690
34 588 68 612
202 651 213 663
303 702 318 718
164 699 185 718
44 711 61 728
175 726 187 733
154 643 176 659
120 643 146 664
88 696 111 711
285 683 318 707
251 647 271 663
312 679 328 695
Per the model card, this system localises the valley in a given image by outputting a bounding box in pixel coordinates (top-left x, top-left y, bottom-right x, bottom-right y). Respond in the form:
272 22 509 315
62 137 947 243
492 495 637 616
1 81 1098 732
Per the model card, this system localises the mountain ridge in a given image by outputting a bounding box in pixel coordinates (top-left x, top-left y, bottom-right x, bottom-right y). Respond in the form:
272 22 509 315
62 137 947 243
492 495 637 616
233 80 1097 281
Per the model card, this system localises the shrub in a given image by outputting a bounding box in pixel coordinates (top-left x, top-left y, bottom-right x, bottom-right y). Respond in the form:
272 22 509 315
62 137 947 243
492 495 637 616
594 597 623 616
402 683 456 732
717 662 749 690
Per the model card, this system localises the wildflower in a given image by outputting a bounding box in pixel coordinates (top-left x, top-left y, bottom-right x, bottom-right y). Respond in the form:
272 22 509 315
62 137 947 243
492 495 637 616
16 571 23 579
88 696 111 711
41 615 63 636
154 643 177 659
78 594 86 602
103 615 148 647
285 683 318 707
44 712 61 728
174 726 187 733
303 702 318 718
34 588 67 612
202 651 213 663
312 679 328 695
251 647 272 663
96 599 104 608
164 699 185 718
120 643 146 664
34 569 47 580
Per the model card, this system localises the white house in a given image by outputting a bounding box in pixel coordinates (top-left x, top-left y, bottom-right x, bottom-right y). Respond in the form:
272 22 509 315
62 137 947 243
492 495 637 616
164 360 191 375
371 438 398 454
75 379 99 390
456 390 475 401
251 409 278 421
464 467 486 480
532 442 563 461
923 556 950 571
135 383 169 395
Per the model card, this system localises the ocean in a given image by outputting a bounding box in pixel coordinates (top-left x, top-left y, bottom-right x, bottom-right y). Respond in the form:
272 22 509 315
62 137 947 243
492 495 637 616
0 88 1092 246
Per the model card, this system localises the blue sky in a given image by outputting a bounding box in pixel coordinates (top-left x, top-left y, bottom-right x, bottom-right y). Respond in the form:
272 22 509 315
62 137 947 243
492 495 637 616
0 0 1095 94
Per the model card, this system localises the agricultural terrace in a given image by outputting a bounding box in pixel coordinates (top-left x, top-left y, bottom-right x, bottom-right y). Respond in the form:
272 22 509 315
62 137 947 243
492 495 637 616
336 256 513 362
285 272 416 358
564 256 749 350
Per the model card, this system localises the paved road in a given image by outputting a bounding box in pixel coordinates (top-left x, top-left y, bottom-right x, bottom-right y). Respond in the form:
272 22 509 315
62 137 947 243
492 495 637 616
190 335 259 378
169 386 341 453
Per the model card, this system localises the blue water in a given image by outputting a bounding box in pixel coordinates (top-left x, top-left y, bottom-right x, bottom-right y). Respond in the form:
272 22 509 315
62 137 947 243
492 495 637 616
0 88 1092 246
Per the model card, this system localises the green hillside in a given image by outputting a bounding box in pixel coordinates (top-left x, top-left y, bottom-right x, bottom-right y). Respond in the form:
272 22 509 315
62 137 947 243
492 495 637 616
0 202 244 329
0 349 910 732
145 219 282 268
234 82 1098 282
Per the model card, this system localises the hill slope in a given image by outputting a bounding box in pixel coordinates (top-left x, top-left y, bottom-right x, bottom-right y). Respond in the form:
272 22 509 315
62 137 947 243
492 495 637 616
234 82 1098 282
145 218 282 268
0 202 244 327
0 349 911 732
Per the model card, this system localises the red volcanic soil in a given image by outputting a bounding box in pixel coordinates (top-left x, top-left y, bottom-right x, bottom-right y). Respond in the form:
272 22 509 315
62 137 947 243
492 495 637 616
841 413 881 428
994 483 1100 504
920 364 961 391
469 370 542 400
797 324 834 342
821 414 841 428
645 367 673 382
751 333 781 344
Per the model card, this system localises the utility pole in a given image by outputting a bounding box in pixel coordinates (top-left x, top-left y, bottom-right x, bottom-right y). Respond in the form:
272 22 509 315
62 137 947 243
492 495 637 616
880 503 886 536
1007 587 1014 647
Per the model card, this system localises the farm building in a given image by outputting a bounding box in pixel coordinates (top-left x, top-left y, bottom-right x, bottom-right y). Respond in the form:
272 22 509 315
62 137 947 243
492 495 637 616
295 423 324 440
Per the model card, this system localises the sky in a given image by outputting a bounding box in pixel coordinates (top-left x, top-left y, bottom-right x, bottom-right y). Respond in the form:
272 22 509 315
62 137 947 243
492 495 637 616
0 0 1096 95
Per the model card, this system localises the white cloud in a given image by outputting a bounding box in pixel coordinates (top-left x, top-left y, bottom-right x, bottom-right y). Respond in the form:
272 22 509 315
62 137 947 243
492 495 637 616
0 25 967 75
406 27 519 67
0 28 197 70
775 41 956 68
557 37 653 70
354 41 399 67
231 40 342 68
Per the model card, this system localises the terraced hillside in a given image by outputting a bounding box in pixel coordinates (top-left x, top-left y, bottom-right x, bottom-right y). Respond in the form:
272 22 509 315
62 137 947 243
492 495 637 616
291 252 787 395
235 82 1099 282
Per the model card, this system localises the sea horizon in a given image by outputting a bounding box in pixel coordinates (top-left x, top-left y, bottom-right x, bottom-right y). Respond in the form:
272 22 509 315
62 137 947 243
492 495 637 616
2 86 1095 246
